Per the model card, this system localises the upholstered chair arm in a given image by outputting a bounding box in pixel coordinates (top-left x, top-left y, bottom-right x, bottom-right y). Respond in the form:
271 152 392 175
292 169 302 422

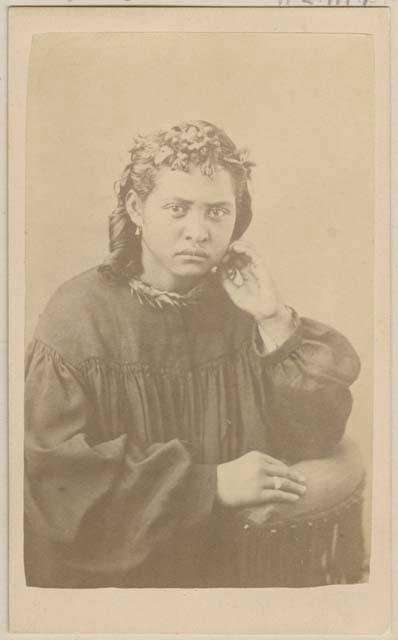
209 436 366 587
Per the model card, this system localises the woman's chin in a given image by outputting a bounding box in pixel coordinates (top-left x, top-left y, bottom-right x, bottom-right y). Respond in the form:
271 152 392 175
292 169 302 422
168 262 214 291
171 259 213 276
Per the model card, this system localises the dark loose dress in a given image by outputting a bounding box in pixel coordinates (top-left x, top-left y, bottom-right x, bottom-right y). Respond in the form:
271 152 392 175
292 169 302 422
24 267 361 588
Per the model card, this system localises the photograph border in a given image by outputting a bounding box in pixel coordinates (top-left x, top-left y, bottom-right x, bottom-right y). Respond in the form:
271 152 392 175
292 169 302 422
3 2 395 637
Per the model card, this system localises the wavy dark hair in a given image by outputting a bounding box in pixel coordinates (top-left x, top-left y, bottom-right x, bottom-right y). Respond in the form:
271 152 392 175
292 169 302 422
99 120 255 281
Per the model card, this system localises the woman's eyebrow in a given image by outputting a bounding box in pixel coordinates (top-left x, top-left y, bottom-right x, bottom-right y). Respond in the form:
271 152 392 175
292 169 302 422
207 200 234 207
161 197 193 205
160 197 234 207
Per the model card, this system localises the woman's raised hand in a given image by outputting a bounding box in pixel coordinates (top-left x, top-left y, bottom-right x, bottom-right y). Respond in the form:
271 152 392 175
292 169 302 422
219 241 296 346
219 241 281 321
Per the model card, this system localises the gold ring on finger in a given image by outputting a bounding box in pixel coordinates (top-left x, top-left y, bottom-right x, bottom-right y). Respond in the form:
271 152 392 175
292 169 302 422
273 476 282 491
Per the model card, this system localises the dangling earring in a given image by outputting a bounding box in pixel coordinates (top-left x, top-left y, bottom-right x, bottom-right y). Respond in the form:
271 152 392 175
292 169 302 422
135 225 142 237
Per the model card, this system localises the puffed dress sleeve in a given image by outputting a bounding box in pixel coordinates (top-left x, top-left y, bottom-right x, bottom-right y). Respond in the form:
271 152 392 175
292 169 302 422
24 338 217 587
253 314 361 463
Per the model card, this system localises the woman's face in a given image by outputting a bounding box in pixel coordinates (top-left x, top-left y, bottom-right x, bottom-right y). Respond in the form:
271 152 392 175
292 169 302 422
127 165 237 292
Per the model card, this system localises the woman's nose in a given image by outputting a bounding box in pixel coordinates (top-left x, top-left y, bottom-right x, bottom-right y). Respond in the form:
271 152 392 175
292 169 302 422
184 212 209 243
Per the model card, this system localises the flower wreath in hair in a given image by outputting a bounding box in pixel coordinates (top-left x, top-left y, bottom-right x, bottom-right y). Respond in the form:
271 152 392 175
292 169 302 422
115 122 256 197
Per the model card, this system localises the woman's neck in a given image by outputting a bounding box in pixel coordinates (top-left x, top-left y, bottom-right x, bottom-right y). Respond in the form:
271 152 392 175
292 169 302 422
139 270 199 294
139 244 203 293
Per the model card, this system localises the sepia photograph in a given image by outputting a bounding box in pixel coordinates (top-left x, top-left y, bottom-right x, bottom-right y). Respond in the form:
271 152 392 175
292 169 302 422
8 6 391 635
23 29 372 590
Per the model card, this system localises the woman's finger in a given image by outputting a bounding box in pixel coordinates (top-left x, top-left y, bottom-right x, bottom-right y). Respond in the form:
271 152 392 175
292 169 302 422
221 253 251 272
223 242 254 261
260 452 289 467
262 476 307 496
230 243 264 266
263 464 307 485
220 273 244 294
220 264 257 288
261 489 301 503
229 240 257 255
261 454 306 482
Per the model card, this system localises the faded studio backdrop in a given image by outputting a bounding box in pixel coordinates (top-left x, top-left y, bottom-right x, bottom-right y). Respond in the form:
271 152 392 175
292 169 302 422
26 32 374 558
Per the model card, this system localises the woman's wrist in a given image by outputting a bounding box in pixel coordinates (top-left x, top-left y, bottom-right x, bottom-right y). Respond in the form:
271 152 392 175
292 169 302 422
256 304 295 346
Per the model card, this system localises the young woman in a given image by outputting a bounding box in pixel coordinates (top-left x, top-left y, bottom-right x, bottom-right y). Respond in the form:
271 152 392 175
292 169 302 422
24 120 361 588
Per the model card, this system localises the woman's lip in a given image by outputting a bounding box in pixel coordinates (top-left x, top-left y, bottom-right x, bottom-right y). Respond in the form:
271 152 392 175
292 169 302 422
176 255 208 262
176 250 209 259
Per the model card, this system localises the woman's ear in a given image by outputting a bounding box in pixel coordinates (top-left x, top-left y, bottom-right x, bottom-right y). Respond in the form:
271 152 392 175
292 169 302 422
125 189 144 227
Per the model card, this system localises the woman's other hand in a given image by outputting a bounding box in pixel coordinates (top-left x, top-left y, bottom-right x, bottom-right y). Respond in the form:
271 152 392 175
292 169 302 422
219 242 294 345
216 451 307 508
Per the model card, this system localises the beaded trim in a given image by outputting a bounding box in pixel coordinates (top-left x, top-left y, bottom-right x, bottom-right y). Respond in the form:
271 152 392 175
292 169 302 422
128 277 208 309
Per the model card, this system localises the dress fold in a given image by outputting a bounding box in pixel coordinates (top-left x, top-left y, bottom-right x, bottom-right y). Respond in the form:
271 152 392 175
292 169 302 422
24 267 360 586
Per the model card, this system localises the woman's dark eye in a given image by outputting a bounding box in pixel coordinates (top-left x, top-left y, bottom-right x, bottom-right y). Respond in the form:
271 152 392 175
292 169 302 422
208 208 228 219
165 204 185 216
